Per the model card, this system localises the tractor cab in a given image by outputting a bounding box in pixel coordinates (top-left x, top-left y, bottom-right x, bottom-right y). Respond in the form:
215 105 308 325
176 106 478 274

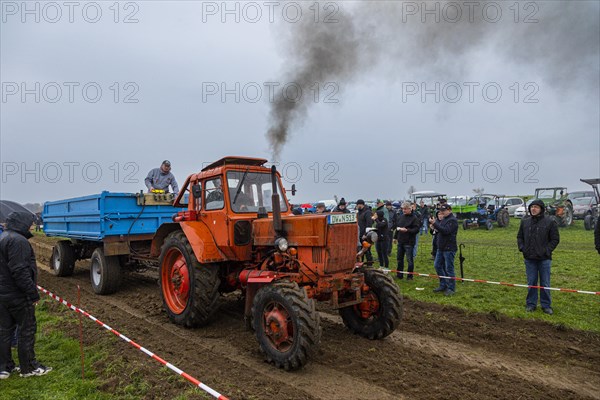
171 157 292 262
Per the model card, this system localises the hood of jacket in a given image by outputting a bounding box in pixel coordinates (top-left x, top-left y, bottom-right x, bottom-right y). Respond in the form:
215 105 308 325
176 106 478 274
528 199 546 217
5 211 34 238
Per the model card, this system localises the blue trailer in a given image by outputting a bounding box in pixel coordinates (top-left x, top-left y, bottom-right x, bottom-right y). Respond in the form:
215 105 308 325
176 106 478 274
43 191 184 294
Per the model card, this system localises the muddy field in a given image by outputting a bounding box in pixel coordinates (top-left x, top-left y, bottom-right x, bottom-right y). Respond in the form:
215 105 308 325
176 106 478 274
33 241 599 400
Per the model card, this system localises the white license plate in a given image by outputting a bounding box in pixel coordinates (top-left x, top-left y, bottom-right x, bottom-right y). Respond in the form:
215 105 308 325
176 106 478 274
327 213 357 225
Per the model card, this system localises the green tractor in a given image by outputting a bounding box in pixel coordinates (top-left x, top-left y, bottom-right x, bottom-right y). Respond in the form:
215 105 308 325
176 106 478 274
533 187 573 227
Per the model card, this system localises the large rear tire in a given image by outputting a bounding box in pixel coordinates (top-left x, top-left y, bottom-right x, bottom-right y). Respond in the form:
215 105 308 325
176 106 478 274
561 206 573 227
497 209 509 227
90 247 121 295
158 231 220 328
584 214 594 231
50 240 75 277
252 281 321 371
339 268 402 340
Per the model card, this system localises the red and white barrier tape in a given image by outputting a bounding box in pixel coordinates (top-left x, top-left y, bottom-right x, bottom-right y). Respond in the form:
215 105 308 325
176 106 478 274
380 270 600 295
36 285 229 400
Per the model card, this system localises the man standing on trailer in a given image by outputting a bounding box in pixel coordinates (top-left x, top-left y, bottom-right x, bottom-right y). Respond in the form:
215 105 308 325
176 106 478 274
0 212 52 378
145 160 179 196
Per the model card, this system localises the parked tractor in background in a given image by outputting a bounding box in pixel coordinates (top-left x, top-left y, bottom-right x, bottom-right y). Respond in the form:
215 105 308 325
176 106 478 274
462 194 510 230
44 157 402 371
533 187 573 227
580 179 600 231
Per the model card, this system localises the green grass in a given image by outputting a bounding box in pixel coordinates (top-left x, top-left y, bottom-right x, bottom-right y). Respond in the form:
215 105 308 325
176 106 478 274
387 218 600 332
0 300 115 400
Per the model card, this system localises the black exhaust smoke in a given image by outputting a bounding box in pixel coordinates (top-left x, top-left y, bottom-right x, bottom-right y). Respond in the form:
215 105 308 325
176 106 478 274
266 1 599 158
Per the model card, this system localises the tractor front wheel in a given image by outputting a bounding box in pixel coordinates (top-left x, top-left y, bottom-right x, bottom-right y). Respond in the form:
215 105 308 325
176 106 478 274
339 268 402 340
252 281 321 371
462 220 469 230
159 231 220 327
486 220 493 230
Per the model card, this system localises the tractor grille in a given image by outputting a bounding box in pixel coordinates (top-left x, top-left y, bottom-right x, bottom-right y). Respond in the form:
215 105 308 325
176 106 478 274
312 247 323 264
324 223 358 274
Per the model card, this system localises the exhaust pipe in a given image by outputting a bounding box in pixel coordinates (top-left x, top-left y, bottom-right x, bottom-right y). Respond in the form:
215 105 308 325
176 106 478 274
271 165 283 235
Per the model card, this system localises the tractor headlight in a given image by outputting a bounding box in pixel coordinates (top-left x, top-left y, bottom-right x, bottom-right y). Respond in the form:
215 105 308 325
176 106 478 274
275 237 288 252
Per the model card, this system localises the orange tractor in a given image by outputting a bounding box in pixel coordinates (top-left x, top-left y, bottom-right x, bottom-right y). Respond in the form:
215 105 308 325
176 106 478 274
151 156 402 370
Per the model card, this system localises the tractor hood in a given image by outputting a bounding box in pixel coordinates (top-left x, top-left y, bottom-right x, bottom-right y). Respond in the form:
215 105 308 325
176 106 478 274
253 213 359 274
253 214 344 247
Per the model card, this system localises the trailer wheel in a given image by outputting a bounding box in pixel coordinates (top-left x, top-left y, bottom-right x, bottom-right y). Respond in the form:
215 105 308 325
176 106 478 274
252 281 321 371
90 247 121 295
339 268 402 340
159 231 220 328
50 241 75 277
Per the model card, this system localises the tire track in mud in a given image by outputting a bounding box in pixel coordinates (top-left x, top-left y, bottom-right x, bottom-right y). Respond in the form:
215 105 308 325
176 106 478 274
318 312 599 399
33 241 600 400
36 262 400 400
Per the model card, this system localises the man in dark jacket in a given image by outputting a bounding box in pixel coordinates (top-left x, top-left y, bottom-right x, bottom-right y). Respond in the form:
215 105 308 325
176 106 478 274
393 202 420 279
373 210 389 269
0 212 52 379
594 215 600 254
356 199 373 265
517 199 560 314
385 201 396 256
430 204 458 296
418 200 429 235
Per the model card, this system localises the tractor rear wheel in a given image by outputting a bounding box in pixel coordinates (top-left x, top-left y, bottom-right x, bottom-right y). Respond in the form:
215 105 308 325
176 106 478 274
159 231 220 328
561 206 573 227
497 209 509 227
51 240 75 277
339 268 402 340
584 214 594 231
90 247 121 295
252 281 321 371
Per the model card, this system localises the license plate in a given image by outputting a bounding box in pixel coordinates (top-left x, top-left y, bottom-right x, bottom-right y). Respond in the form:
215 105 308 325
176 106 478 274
327 213 357 225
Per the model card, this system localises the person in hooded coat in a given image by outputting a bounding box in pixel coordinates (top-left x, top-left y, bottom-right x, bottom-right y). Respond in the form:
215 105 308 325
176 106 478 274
517 199 560 315
373 210 389 269
0 212 52 378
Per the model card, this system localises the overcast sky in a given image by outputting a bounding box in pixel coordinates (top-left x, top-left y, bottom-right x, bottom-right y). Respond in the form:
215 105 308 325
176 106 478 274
1 0 599 205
